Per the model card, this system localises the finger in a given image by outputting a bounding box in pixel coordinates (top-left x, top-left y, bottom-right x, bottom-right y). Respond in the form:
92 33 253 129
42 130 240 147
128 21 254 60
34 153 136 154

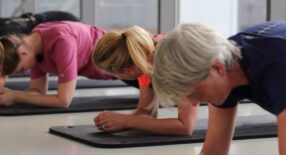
0 88 8 94
0 89 5 94
100 123 114 132
97 125 104 131
96 111 106 119
94 113 104 123
98 123 109 131
93 116 99 123
96 119 109 128
103 125 119 132
97 119 115 131
95 114 111 124
0 98 5 106
95 122 103 129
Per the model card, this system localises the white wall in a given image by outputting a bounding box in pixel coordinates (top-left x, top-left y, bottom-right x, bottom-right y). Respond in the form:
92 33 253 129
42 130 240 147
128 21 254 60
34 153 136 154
270 0 286 20
179 0 238 37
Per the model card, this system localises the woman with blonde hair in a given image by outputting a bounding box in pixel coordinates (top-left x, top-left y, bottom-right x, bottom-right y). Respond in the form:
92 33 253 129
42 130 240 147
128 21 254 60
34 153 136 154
152 21 286 154
93 25 199 135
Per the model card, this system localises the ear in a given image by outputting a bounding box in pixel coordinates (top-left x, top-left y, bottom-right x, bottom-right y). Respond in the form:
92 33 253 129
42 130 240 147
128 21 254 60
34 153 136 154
211 60 226 76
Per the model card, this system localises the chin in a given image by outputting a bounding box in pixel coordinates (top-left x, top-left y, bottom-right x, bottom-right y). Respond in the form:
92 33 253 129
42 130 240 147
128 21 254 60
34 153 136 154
215 94 229 105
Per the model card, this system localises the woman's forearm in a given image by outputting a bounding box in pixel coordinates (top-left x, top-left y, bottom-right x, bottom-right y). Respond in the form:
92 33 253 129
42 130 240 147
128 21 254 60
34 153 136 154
126 115 195 135
133 107 158 118
14 90 71 108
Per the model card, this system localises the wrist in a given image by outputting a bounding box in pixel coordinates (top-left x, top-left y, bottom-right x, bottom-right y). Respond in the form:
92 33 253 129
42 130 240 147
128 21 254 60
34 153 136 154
10 90 19 102
123 114 133 128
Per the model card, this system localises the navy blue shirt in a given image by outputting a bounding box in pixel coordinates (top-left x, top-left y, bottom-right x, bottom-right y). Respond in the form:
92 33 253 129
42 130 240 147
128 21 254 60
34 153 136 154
217 21 286 115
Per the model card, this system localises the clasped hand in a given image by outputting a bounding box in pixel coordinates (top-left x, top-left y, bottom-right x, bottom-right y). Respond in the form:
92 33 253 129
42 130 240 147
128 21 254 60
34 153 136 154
0 87 16 106
94 110 129 132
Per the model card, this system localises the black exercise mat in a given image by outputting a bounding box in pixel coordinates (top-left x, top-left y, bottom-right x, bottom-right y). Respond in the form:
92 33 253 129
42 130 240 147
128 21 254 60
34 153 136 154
49 115 277 148
0 96 138 116
5 79 128 90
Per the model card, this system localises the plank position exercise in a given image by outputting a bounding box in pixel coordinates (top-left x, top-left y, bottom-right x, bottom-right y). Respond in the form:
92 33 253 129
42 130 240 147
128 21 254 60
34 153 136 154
0 21 116 108
152 21 286 155
93 26 199 135
0 11 80 85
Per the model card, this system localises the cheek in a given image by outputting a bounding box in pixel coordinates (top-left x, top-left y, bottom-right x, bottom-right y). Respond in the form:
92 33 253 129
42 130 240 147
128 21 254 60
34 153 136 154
196 81 225 103
19 54 29 67
212 82 231 104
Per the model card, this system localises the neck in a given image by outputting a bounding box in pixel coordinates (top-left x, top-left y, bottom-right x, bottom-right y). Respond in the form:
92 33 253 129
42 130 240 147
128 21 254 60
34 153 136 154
228 60 249 88
23 32 42 55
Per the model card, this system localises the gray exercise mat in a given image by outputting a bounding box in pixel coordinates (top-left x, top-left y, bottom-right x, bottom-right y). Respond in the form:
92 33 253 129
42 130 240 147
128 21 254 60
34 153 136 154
5 79 128 90
49 115 277 148
0 95 138 116
9 71 31 78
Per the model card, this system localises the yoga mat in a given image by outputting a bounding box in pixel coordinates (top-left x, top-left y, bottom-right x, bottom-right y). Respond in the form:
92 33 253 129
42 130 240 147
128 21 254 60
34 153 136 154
49 115 277 148
5 79 128 90
0 95 138 116
9 71 31 78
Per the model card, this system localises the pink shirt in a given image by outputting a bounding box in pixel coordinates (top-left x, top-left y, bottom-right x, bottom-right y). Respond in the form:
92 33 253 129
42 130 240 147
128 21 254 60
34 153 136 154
31 21 114 83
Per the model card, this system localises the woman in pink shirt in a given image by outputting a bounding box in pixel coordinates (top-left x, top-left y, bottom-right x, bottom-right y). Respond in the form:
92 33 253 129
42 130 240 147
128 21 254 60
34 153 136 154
0 21 114 108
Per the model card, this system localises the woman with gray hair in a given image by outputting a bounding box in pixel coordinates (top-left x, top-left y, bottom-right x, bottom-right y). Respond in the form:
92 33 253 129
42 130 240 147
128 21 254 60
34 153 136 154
153 21 286 155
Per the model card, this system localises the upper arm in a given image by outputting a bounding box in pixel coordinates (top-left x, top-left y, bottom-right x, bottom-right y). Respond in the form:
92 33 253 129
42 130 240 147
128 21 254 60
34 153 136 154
201 104 237 155
57 79 77 106
134 86 156 116
277 109 286 155
177 101 199 134
53 37 78 83
137 75 154 110
0 75 8 86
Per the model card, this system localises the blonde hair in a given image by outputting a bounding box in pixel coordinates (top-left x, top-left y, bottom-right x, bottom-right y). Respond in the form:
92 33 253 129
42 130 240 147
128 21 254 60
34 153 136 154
0 40 5 76
93 26 154 75
152 23 241 106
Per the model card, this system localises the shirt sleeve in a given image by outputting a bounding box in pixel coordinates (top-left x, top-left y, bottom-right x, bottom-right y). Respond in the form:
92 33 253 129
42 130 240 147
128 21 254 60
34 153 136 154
31 66 46 79
52 37 78 83
213 86 250 108
138 74 151 88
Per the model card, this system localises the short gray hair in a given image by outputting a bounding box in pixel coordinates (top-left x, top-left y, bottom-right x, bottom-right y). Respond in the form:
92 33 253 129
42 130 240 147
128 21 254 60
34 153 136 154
152 23 240 106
